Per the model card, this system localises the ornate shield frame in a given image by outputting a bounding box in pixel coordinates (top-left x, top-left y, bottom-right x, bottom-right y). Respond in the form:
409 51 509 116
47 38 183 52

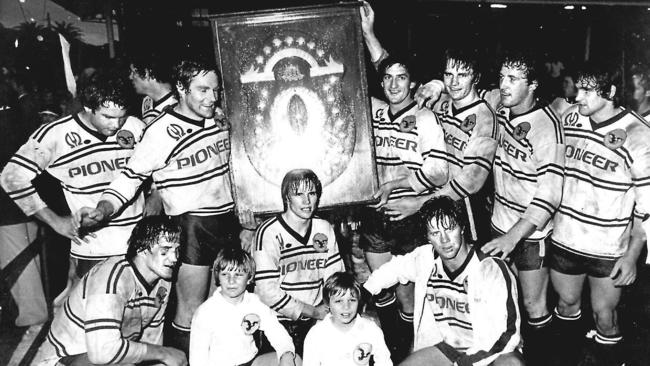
212 3 378 214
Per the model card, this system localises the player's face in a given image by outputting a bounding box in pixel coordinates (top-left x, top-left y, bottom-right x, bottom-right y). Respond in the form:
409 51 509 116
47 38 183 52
328 289 359 329
128 65 149 95
89 102 128 136
145 239 179 281
285 182 319 220
443 61 476 103
381 64 415 109
427 216 467 262
499 66 534 109
217 267 250 304
179 70 220 120
575 77 609 117
632 74 647 104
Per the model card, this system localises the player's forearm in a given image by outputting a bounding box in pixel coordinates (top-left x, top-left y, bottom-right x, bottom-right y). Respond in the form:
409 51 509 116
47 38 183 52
504 218 537 243
363 31 386 65
34 207 64 230
625 217 646 261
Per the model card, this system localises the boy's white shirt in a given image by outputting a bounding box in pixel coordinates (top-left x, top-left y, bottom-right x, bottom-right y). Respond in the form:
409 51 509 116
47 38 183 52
190 287 294 366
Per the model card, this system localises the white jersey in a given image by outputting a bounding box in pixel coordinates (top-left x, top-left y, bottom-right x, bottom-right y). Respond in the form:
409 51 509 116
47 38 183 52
371 98 448 201
141 92 176 125
0 114 145 259
101 109 234 216
492 104 565 240
253 215 344 321
552 106 650 258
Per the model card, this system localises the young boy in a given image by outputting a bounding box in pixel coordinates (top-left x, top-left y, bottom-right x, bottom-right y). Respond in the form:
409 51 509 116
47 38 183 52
190 247 296 366
253 169 345 355
303 272 392 366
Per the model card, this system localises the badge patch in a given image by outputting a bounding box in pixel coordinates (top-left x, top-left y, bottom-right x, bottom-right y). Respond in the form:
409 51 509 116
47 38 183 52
142 96 153 113
166 123 185 140
513 122 531 140
563 112 581 127
603 129 626 150
241 313 261 335
400 115 416 132
312 233 328 252
440 101 449 114
65 132 84 148
461 114 476 132
116 130 135 149
353 343 373 365
154 287 168 307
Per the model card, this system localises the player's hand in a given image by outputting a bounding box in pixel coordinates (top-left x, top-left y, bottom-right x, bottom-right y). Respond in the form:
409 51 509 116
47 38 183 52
383 196 425 221
370 181 397 209
75 207 106 228
143 189 164 216
481 234 517 260
159 346 188 366
239 228 256 253
313 303 329 320
415 80 444 109
279 351 297 366
52 214 94 245
610 255 637 287
360 1 375 36
237 208 260 230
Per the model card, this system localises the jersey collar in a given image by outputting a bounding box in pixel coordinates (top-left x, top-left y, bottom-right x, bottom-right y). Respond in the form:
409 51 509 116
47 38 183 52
167 108 206 128
277 214 313 245
388 101 417 122
154 91 174 107
73 113 108 142
442 246 475 281
451 99 483 116
128 258 157 294
589 107 628 131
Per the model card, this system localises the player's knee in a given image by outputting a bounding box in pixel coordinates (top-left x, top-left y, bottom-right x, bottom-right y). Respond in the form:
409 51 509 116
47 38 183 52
556 292 581 311
592 307 617 331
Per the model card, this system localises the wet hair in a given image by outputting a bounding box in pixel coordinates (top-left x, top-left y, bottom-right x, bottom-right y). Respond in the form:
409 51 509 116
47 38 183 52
130 50 174 84
125 216 181 260
323 272 361 305
378 52 418 83
212 247 256 281
172 58 221 101
444 48 481 84
280 169 323 211
77 69 130 112
501 50 541 85
419 196 468 235
576 62 622 107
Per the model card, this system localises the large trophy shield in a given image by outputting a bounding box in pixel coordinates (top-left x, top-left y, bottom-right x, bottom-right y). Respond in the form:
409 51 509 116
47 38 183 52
212 3 377 214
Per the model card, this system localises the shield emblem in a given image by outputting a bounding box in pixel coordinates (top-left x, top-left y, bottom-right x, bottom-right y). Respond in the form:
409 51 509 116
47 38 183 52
241 313 261 335
116 130 135 149
312 232 328 252
353 343 373 365
461 114 476 132
603 129 626 150
400 115 417 133
513 122 531 140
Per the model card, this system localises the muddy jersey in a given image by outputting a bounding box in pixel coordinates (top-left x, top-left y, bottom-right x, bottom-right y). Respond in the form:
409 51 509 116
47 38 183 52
47 256 170 363
552 106 650 258
434 95 498 200
101 109 234 216
253 215 344 321
0 114 145 259
371 98 448 201
141 92 177 125
492 104 565 240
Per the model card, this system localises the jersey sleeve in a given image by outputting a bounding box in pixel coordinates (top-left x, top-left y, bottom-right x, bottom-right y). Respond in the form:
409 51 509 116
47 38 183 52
522 109 565 229
323 224 345 280
458 258 520 366
0 131 54 216
253 225 304 320
100 126 169 212
445 106 498 200
83 277 148 364
407 111 449 193
363 247 422 295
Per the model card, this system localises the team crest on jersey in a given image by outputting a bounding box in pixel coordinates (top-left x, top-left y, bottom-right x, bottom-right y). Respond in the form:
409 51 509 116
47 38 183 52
166 123 186 141
142 96 154 113
400 115 416 132
603 129 626 150
353 343 373 365
65 131 84 148
241 313 261 335
513 122 531 140
154 287 168 307
440 101 450 114
312 233 328 252
116 130 135 149
563 112 581 127
461 114 476 132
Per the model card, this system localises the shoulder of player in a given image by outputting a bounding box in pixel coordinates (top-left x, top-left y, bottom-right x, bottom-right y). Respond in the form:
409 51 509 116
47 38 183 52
560 104 582 122
475 255 512 282
310 216 335 230
123 116 146 131
85 257 134 296
30 114 76 142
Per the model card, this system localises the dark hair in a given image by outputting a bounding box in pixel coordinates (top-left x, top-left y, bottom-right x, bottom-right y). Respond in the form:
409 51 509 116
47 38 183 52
323 272 361 305
444 48 481 84
280 169 323 211
172 58 220 101
419 196 468 235
129 50 174 84
576 62 622 107
125 216 181 260
213 247 256 281
501 50 542 86
378 52 418 83
77 69 130 112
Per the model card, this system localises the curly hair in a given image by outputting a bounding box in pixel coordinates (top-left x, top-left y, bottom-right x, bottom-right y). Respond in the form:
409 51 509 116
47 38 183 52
77 69 130 112
576 62 622 107
125 216 181 260
501 50 542 86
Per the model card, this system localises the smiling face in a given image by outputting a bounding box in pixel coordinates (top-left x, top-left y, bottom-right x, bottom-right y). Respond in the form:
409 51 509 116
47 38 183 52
217 266 250 304
177 70 220 120
284 180 319 221
328 289 359 329
444 59 477 105
381 63 416 110
88 102 128 136
142 239 179 281
499 65 536 112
